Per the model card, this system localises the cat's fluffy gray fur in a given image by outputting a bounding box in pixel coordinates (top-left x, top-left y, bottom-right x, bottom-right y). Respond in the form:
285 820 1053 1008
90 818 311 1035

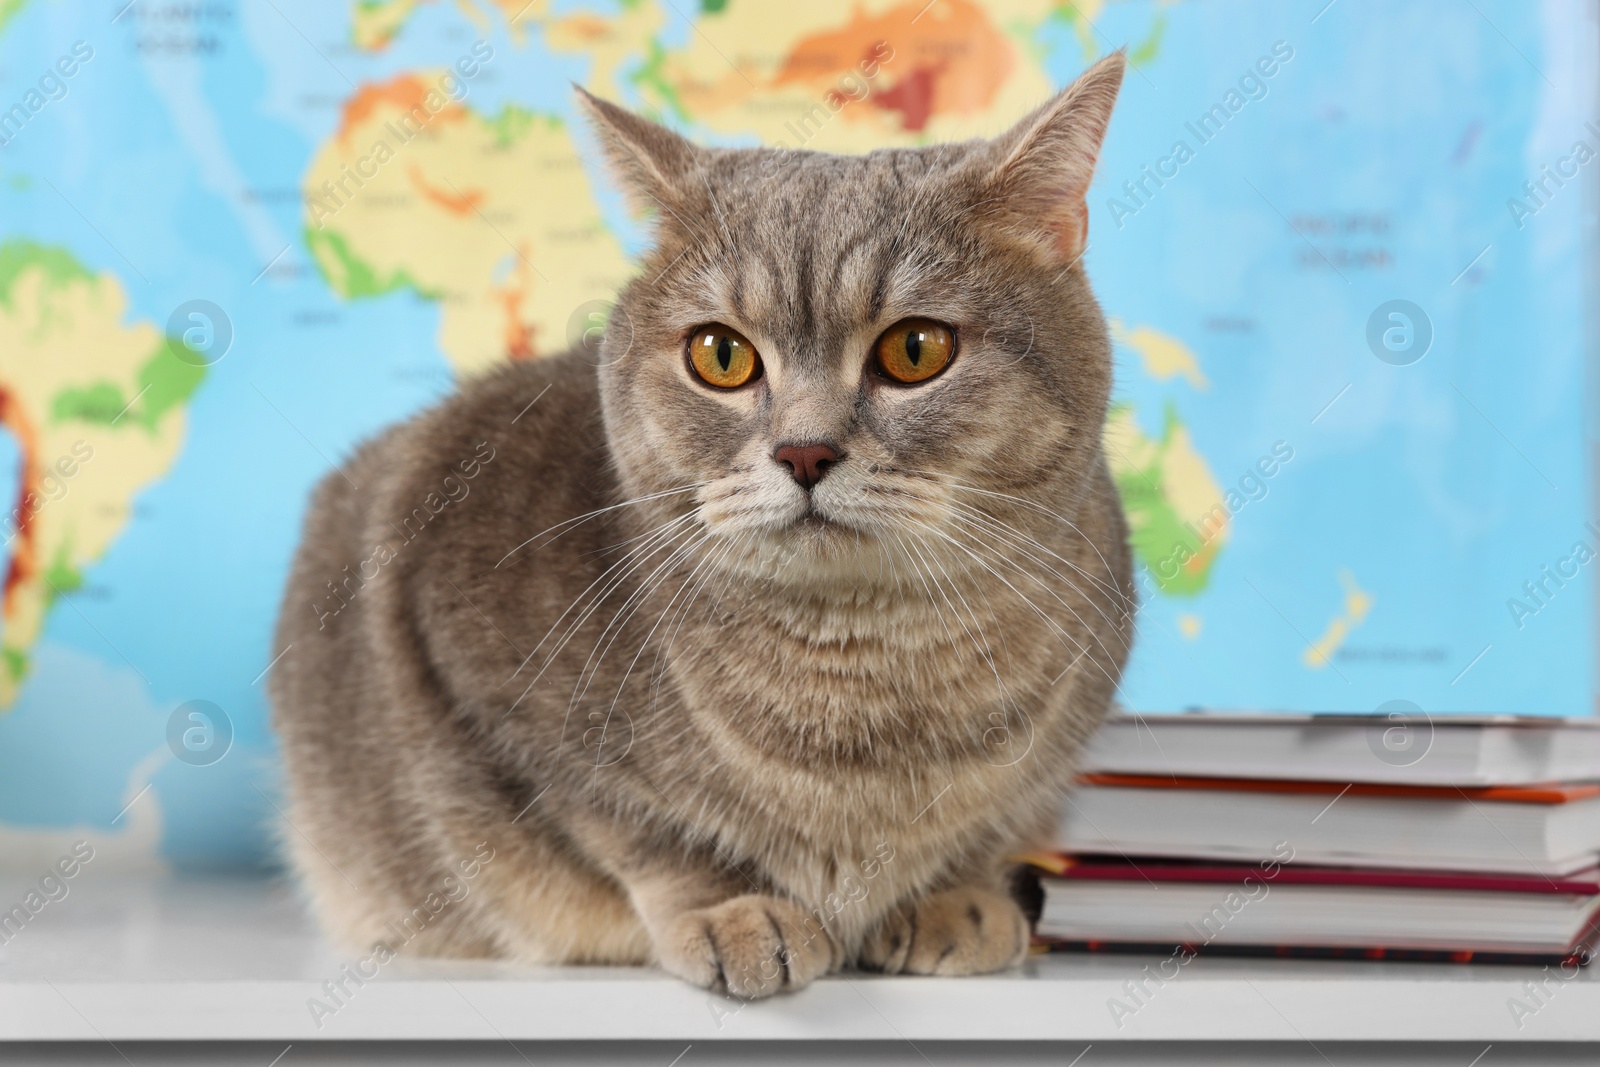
271 53 1133 997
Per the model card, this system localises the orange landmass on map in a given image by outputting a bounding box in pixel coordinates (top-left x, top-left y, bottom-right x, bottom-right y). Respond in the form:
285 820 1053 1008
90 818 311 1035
407 166 481 215
0 387 40 614
337 75 468 147
550 12 610 44
493 252 538 360
871 64 942 131
770 0 1013 132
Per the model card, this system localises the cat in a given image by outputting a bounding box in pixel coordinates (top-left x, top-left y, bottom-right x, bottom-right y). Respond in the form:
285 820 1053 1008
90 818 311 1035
270 51 1134 999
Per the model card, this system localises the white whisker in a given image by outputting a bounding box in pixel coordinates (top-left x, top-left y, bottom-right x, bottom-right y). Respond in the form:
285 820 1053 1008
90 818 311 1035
905 468 1128 598
501 513 699 719
494 482 707 569
905 518 1126 694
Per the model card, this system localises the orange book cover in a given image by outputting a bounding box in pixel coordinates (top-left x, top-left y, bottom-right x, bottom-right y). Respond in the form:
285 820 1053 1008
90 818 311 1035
1076 774 1600 805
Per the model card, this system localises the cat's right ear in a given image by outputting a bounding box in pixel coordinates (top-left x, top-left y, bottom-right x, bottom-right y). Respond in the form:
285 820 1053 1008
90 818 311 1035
574 86 701 214
974 52 1125 265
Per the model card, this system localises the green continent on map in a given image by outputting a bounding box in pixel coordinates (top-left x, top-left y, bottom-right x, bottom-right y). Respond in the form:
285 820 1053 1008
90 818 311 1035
52 349 204 433
1104 402 1228 596
0 240 204 706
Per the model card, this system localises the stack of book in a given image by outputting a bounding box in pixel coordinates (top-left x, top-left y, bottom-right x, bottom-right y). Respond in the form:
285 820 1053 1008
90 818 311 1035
1023 713 1600 964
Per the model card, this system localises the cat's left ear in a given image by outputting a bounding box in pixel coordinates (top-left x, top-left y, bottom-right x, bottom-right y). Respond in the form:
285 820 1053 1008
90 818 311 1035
574 86 702 214
978 51 1125 263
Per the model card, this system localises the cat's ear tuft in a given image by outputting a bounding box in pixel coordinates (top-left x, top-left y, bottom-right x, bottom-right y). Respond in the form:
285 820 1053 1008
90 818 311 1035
574 86 701 212
979 51 1125 263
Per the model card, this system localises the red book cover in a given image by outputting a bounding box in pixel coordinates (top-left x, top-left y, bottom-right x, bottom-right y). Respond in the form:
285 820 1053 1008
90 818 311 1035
1013 854 1600 966
1032 939 1598 967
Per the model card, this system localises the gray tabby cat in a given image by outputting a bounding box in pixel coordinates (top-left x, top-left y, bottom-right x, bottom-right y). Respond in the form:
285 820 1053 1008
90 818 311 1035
271 52 1133 998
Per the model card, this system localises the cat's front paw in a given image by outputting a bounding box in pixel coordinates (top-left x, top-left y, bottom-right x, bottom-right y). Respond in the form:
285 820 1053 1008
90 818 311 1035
859 886 1029 976
655 894 838 998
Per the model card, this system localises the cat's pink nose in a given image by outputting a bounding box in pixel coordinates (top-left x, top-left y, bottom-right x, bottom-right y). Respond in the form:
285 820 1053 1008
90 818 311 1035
773 442 841 490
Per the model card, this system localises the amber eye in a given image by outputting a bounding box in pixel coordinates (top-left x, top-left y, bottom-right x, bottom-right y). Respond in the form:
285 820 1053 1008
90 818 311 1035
688 325 761 388
874 318 955 384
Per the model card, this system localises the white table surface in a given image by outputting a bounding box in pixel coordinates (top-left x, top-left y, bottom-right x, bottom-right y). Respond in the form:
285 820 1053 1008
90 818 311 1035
2 873 1599 1044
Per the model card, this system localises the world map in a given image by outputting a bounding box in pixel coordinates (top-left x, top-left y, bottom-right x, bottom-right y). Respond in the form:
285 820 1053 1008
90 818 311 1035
0 0 1590 869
